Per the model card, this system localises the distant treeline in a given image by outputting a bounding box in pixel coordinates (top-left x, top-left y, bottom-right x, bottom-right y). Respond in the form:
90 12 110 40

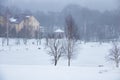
0 3 120 41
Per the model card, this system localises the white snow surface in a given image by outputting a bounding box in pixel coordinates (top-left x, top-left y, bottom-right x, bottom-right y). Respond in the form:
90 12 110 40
0 38 120 80
0 65 120 80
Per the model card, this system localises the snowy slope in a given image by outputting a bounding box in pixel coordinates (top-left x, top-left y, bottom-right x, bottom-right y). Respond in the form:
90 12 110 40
0 39 120 80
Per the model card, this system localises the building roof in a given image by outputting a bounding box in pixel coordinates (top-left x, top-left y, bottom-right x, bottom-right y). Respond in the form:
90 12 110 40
54 29 64 33
9 14 31 24
9 17 17 22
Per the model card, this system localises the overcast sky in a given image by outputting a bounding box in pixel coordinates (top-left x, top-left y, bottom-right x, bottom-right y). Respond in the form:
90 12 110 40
7 0 118 12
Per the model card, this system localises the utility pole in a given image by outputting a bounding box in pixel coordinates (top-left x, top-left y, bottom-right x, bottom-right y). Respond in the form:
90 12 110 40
6 14 9 46
5 7 10 46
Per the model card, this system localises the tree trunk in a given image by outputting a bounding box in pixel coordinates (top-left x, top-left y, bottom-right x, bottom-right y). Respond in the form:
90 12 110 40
2 38 5 46
116 62 119 68
46 38 48 46
68 58 70 66
37 39 39 45
7 37 9 46
54 59 57 66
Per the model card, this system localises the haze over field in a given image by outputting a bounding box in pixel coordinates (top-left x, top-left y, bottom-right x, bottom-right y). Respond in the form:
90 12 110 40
7 0 117 12
0 0 120 80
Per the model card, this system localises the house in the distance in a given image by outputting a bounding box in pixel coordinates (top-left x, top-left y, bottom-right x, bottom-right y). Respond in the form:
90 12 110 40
9 15 40 38
54 28 65 38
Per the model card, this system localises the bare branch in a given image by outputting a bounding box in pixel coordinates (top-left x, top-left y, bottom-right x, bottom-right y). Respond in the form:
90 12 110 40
47 39 64 66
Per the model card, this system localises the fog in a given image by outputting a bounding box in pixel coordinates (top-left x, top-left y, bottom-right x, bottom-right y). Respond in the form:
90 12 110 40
7 0 117 12
1 0 120 43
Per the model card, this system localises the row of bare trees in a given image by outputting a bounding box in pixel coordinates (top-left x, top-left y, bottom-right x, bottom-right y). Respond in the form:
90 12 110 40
47 15 120 67
47 15 77 66
47 39 120 67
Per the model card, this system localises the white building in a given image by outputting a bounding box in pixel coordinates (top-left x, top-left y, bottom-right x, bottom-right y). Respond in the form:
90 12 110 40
54 29 65 38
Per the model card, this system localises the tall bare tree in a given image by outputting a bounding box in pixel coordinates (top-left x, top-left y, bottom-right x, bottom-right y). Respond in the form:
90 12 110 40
65 15 77 66
107 42 120 68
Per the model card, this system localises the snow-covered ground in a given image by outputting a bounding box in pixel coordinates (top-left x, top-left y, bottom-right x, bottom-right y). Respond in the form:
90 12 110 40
0 38 120 80
0 65 120 80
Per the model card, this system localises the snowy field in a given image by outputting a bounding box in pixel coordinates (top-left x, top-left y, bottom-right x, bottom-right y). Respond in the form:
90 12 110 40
0 38 120 80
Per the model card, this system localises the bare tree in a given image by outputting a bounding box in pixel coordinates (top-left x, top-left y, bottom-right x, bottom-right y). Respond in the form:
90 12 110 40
45 32 53 48
107 42 120 68
65 15 77 66
23 38 28 45
15 38 20 45
47 39 64 66
64 38 76 66
36 27 41 45
2 38 5 46
44 32 49 49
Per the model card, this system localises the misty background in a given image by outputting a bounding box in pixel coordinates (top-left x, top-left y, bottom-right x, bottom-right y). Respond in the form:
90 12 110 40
0 0 120 42
6 0 117 12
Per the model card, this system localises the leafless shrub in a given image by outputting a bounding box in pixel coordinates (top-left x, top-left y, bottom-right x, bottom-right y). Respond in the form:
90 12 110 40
107 42 120 68
47 39 64 66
